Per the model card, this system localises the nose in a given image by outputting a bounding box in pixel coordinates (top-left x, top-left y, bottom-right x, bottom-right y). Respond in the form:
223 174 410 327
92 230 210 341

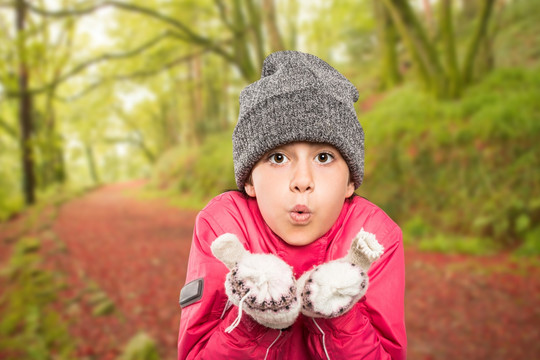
290 161 314 193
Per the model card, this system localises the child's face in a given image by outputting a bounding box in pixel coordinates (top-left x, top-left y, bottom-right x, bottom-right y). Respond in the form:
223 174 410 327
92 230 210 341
245 142 355 246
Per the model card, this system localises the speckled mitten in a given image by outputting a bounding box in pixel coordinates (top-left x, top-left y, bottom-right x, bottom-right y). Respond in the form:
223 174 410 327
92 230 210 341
297 228 384 318
211 233 301 332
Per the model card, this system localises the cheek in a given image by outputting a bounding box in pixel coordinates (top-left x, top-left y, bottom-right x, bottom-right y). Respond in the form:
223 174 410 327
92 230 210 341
251 172 284 209
325 188 349 217
319 166 353 196
252 167 288 193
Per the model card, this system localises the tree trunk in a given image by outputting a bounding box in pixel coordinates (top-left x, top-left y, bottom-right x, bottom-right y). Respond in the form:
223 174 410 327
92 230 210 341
462 0 496 85
245 0 265 66
262 0 285 53
440 0 461 98
192 53 204 144
202 57 224 133
284 0 298 50
397 0 447 96
422 0 435 35
45 89 67 185
159 102 176 151
460 0 479 21
382 0 451 97
221 57 230 130
16 0 36 205
84 143 100 185
476 0 504 78
374 0 402 89
184 54 202 146
381 0 434 93
231 0 258 82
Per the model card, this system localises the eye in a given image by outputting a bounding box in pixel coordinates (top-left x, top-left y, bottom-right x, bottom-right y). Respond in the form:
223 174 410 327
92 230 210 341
315 152 334 164
268 153 288 164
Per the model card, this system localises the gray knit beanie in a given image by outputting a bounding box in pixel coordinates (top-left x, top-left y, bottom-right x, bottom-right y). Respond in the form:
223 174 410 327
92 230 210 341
232 50 364 190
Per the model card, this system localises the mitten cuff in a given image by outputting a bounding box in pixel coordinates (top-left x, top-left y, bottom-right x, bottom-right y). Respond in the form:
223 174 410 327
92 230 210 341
346 228 384 270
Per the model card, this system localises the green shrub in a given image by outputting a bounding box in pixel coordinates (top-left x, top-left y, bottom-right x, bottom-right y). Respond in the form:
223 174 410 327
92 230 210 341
118 332 160 360
514 226 540 256
360 67 540 251
149 132 236 208
150 68 540 254
0 189 23 222
418 234 499 255
0 237 75 359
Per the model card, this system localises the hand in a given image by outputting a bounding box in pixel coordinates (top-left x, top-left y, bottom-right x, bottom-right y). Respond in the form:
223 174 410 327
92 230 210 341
211 233 301 331
297 228 384 318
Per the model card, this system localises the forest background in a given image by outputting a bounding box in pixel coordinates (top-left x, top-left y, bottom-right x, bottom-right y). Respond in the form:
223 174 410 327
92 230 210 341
1 0 540 359
2 0 539 254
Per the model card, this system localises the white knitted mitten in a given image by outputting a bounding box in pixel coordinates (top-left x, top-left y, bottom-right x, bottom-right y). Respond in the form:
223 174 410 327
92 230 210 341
297 228 384 318
211 233 301 331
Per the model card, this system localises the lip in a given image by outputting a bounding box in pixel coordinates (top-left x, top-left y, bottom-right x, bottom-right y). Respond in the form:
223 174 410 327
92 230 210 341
289 205 312 225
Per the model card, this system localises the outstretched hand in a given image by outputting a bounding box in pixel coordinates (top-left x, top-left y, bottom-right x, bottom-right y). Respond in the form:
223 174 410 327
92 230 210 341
297 228 384 318
211 233 301 331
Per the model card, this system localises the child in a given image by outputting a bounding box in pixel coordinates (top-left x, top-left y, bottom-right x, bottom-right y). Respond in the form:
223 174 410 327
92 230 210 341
177 51 406 359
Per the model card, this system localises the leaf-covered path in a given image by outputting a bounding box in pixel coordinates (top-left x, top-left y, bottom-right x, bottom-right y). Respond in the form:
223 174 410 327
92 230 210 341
49 181 196 360
2 181 539 359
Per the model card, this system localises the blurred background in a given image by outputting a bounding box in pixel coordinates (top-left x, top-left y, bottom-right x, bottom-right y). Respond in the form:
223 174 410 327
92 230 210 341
0 0 539 359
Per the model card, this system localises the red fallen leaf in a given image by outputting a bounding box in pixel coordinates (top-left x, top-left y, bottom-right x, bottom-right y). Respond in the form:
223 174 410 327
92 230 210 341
1 180 532 360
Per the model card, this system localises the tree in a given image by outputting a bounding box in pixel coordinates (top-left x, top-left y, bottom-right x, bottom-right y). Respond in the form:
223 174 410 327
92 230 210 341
374 0 402 89
15 0 36 204
0 0 291 204
377 0 497 98
22 0 287 83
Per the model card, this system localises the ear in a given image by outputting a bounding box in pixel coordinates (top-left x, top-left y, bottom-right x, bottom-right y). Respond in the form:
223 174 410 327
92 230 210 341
345 180 355 198
244 182 256 197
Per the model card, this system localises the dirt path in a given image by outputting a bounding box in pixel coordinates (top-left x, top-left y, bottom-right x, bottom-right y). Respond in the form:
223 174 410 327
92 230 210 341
2 181 539 359
404 250 539 359
51 181 196 360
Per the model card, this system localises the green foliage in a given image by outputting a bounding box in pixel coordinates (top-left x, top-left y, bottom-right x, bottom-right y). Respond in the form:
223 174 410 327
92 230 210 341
514 226 540 256
0 191 24 222
418 234 499 255
117 332 161 360
0 108 24 221
402 215 433 245
86 284 116 317
149 132 236 208
0 237 75 359
360 67 540 253
2 0 539 259
494 0 540 68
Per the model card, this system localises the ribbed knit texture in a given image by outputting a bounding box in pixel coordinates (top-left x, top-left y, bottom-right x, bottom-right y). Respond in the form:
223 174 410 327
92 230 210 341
233 50 364 190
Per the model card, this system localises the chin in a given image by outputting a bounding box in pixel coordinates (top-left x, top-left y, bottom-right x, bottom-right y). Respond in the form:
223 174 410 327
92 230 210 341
281 233 318 247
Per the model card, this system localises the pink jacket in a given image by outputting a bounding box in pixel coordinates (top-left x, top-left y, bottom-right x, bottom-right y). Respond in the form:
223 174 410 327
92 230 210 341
178 191 407 359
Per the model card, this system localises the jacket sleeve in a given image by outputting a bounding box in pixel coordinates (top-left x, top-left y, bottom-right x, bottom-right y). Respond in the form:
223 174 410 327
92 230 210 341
303 224 407 359
177 211 289 360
